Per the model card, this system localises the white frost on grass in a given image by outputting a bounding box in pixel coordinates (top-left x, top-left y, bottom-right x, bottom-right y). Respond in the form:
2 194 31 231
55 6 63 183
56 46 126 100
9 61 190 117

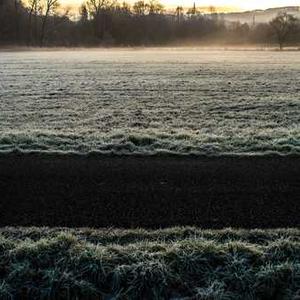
0 49 299 155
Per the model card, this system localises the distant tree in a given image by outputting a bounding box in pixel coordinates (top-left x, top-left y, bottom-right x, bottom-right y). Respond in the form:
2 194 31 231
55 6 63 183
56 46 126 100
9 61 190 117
175 6 183 24
2 0 300 48
14 0 22 41
27 0 41 44
270 13 297 50
40 0 60 45
133 1 148 15
86 0 114 40
148 0 164 15
119 1 131 13
80 3 89 23
87 0 112 16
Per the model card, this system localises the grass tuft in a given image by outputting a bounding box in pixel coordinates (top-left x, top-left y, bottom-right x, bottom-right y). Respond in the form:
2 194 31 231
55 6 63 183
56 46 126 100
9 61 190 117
0 227 299 299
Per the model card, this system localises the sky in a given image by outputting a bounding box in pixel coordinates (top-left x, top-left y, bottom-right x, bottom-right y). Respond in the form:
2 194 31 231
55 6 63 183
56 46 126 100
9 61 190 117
61 0 300 11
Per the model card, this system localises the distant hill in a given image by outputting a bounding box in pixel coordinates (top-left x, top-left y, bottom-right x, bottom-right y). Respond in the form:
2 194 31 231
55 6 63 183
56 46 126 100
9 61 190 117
218 6 300 24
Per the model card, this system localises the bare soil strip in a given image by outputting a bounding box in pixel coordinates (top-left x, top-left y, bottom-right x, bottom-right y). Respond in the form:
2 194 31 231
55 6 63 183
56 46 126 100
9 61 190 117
0 154 299 228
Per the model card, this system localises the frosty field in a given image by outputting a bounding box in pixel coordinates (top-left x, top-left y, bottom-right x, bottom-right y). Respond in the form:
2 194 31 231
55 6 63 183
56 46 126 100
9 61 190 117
0 48 299 155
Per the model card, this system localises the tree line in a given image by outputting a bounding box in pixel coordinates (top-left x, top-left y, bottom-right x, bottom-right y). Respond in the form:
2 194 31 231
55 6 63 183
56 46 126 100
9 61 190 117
0 0 300 48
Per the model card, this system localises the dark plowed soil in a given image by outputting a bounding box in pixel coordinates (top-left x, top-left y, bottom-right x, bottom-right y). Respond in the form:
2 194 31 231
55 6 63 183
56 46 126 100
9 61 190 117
0 154 299 228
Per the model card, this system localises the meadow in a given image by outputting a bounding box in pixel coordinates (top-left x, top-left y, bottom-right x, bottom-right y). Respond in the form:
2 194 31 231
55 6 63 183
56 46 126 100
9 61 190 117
0 48 299 155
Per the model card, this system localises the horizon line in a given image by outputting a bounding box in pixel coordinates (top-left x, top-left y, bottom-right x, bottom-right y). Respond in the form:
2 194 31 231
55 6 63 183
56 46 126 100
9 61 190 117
59 2 300 14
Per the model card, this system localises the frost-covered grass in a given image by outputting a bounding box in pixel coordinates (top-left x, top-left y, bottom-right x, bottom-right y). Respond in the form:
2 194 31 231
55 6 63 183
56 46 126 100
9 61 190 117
0 227 299 299
0 49 299 155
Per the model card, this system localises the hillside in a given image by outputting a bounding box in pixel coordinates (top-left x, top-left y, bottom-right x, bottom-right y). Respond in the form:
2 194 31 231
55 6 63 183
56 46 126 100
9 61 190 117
220 6 300 24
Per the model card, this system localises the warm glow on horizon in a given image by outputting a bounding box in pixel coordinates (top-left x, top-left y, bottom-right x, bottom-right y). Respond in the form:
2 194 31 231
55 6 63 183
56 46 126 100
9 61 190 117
61 0 300 11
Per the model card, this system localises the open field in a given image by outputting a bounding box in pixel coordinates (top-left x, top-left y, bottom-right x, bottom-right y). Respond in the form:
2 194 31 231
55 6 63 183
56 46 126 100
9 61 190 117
0 49 299 155
0 154 299 228
0 227 299 299
1 49 299 298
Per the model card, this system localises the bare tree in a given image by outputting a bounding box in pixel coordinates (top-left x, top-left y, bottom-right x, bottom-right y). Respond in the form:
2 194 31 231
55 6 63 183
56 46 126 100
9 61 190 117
87 0 114 39
270 13 297 50
14 0 21 42
120 1 131 13
2 0 300 47
87 0 106 16
148 0 164 15
27 0 41 44
40 0 60 46
80 3 89 23
175 6 183 24
133 1 148 15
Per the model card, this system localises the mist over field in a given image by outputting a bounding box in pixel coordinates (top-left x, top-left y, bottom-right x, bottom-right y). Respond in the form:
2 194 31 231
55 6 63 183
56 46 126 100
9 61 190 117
0 48 299 155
